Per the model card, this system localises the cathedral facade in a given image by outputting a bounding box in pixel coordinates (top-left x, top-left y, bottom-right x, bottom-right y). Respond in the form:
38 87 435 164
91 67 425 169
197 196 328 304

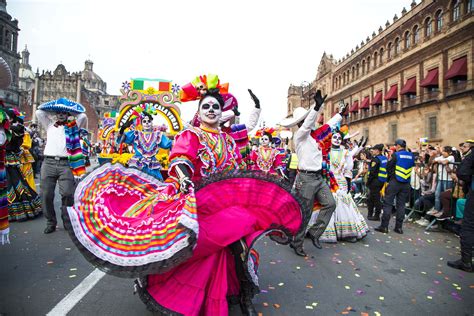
287 0 473 148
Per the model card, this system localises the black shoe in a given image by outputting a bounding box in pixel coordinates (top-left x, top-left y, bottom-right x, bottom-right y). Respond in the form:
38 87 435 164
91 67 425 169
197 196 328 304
393 227 403 234
239 290 258 316
307 233 322 249
374 226 388 233
44 226 56 234
290 244 307 257
447 259 473 272
367 216 380 221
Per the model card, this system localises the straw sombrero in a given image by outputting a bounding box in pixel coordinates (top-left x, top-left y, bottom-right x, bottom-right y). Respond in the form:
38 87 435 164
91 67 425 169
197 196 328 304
0 57 12 89
279 107 311 128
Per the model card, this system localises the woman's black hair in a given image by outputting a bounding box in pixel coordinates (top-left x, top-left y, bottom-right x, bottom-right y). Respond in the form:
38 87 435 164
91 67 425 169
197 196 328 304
141 112 153 121
198 88 224 109
262 131 273 143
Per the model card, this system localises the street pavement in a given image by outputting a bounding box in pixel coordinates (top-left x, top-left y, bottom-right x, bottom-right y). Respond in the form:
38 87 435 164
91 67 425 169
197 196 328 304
1 169 473 315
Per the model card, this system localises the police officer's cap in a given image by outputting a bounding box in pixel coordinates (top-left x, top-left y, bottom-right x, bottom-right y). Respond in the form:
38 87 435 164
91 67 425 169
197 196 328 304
395 139 406 147
372 144 384 151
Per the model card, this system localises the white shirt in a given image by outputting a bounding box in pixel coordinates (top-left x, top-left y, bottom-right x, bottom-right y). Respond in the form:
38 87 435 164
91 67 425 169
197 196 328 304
36 109 88 157
294 107 342 172
434 155 455 181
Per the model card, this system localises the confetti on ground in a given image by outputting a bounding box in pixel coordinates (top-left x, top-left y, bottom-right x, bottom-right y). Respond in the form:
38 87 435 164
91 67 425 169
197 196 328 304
376 279 383 282
312 302 318 307
345 285 351 290
306 284 313 289
296 266 301 270
70 268 77 271
47 261 54 264
361 313 369 316
379 296 385 301
383 252 392 257
69 275 76 278
305 306 314 310
337 275 342 279
427 296 432 300
268 286 275 290
65 247 71 250
375 312 381 316
356 289 365 295
354 273 360 277
278 283 284 286
273 303 280 309
421 271 427 275
263 302 269 307
400 268 405 272
469 285 474 289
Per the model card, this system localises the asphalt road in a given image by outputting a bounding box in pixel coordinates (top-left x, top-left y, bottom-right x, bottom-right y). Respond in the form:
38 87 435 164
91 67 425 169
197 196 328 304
1 170 473 316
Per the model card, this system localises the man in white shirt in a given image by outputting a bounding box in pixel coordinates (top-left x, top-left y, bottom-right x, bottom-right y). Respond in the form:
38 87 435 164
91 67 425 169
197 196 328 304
433 146 455 212
280 91 346 256
36 109 87 234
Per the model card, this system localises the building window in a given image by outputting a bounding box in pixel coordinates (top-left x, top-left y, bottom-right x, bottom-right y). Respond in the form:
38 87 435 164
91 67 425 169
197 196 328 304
453 0 461 21
356 63 360 77
425 17 432 37
387 42 392 59
380 48 384 64
404 31 411 49
374 52 378 68
362 60 366 75
468 0 473 12
352 66 355 80
363 128 369 140
367 56 371 72
436 10 443 31
428 116 438 139
389 123 398 143
394 38 400 55
413 25 419 44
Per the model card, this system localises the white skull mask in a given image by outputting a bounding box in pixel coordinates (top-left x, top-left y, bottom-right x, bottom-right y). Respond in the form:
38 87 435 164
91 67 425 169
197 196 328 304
331 133 342 147
199 96 222 127
260 135 271 147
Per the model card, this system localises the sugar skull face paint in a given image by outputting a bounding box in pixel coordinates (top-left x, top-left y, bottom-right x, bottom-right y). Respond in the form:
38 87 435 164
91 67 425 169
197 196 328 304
199 96 222 127
332 133 342 147
260 135 271 147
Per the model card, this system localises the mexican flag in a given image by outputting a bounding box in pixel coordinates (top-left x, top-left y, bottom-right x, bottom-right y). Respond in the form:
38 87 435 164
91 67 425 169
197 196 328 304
131 78 171 94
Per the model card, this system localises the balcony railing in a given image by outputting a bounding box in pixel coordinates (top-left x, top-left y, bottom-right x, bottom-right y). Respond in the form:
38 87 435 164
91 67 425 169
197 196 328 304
446 79 472 96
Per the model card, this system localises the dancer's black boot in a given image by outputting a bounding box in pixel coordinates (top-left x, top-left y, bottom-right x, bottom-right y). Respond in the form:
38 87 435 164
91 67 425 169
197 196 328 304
230 240 258 316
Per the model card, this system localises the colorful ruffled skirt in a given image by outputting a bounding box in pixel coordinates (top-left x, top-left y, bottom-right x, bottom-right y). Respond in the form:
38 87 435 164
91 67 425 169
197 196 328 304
6 152 42 222
64 163 303 315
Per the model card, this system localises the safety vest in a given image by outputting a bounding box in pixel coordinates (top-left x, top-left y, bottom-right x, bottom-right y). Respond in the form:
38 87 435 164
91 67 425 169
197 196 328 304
377 155 388 183
394 151 414 183
289 153 299 170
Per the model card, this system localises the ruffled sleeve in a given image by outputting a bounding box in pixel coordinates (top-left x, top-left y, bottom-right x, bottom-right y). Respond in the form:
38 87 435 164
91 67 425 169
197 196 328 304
168 130 200 179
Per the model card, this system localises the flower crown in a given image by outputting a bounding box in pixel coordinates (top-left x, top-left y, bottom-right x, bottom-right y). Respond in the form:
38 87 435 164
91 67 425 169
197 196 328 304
180 74 229 102
255 127 276 138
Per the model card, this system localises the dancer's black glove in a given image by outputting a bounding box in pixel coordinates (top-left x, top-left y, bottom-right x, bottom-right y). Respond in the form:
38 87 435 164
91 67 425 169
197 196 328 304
356 136 364 147
313 90 327 112
175 164 194 194
232 106 241 117
362 136 368 148
248 89 260 109
338 102 348 116
119 120 133 135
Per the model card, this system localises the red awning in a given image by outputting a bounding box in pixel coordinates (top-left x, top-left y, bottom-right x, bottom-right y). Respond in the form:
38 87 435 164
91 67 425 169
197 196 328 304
420 68 439 87
349 100 359 113
371 91 383 106
384 84 398 100
317 113 324 124
360 96 370 109
400 77 417 95
445 56 467 80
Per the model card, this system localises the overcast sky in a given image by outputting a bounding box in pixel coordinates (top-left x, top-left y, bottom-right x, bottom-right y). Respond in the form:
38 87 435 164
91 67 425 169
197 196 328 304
9 0 414 125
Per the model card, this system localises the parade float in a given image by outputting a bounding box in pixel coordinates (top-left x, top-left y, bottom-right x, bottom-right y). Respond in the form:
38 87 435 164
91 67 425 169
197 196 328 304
97 78 183 173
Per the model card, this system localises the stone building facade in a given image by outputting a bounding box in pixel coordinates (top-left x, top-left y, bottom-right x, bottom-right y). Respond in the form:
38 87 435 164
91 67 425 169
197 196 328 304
31 60 121 141
0 0 20 108
287 0 473 149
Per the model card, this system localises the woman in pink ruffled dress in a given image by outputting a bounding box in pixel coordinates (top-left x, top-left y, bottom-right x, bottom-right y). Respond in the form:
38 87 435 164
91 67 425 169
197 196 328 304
64 89 303 316
249 129 286 178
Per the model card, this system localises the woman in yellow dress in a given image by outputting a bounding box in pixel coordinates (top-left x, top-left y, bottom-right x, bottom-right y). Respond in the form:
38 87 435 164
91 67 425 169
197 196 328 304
20 130 37 192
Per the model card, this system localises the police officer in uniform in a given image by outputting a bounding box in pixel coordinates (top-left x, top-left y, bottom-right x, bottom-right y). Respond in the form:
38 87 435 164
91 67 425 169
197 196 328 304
367 144 387 221
375 139 414 234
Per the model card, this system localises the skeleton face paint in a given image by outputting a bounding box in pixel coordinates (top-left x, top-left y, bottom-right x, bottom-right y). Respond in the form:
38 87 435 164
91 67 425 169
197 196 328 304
199 96 222 127
141 116 153 131
260 135 271 147
331 133 342 147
